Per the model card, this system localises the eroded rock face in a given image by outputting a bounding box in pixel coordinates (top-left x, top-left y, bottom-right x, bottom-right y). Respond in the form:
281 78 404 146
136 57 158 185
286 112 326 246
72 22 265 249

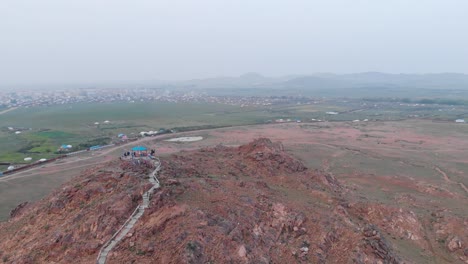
362 225 401 264
9 201 29 218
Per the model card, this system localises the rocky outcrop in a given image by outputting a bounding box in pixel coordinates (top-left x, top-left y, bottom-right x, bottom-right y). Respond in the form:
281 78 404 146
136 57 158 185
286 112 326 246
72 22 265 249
446 236 463 252
240 138 307 174
1 138 464 263
0 160 150 263
106 139 403 263
363 225 402 263
9 201 29 218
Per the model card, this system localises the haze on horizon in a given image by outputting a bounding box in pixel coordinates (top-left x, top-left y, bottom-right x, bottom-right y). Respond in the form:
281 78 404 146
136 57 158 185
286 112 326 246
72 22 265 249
1 0 467 86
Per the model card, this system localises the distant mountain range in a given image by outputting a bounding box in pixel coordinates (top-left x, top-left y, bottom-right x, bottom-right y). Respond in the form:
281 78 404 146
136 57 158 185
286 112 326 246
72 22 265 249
173 72 468 91
3 73 468 97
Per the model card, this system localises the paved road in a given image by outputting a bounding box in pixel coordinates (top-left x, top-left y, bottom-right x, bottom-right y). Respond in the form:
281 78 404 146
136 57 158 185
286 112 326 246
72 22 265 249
96 158 161 264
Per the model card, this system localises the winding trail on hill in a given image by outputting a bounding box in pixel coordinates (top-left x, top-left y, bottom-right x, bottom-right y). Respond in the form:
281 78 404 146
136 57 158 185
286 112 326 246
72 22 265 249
96 157 161 264
434 166 468 195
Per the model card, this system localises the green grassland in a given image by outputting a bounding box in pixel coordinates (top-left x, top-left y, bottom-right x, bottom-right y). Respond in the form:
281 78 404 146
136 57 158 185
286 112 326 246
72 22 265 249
0 102 278 164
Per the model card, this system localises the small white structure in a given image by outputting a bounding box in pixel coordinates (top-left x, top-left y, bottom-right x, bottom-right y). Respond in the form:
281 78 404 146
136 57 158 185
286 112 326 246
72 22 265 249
455 119 465 123
94 122 100 125
103 120 110 124
326 111 339 115
15 131 21 135
166 136 203 142
38 158 47 162
7 165 15 170
363 119 369 122
24 157 32 161
352 120 360 122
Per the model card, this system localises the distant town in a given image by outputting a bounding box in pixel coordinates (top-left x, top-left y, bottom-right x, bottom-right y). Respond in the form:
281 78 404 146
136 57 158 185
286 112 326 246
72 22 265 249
0 87 319 109
1 87 466 124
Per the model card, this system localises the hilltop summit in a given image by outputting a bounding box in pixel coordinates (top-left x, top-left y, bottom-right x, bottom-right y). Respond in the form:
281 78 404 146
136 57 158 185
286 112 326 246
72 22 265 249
0 139 466 263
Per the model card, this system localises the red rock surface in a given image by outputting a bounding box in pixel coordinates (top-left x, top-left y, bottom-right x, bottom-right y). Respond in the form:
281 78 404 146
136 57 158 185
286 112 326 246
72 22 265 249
0 138 466 263
0 160 152 263
108 139 401 263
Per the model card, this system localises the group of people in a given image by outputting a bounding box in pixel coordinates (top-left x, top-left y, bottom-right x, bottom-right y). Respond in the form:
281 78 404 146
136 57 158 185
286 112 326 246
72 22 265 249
121 149 156 159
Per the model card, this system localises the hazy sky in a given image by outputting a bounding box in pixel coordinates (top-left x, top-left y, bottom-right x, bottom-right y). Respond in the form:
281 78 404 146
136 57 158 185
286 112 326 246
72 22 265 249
1 0 467 84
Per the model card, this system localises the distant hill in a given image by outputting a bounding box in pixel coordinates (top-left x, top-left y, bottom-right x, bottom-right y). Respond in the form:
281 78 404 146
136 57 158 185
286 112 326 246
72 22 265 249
218 72 468 90
175 72 276 89
172 72 468 97
3 72 468 98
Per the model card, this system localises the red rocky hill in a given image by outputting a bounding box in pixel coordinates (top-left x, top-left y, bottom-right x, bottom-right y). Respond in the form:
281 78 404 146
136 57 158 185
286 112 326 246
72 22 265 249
0 138 466 263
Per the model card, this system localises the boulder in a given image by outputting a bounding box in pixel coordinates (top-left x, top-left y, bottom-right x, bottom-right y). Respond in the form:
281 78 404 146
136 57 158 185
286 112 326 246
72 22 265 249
446 236 463 252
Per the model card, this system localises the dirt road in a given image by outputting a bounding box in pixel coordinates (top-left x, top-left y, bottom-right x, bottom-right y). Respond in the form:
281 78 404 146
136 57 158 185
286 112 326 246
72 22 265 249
0 107 17 115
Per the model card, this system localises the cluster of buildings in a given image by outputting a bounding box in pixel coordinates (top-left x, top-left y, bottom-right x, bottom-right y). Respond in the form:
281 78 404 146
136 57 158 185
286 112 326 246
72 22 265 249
0 87 319 109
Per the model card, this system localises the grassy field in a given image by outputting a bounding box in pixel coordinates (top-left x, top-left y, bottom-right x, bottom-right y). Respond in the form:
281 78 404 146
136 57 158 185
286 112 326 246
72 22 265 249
0 102 257 131
0 102 278 164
